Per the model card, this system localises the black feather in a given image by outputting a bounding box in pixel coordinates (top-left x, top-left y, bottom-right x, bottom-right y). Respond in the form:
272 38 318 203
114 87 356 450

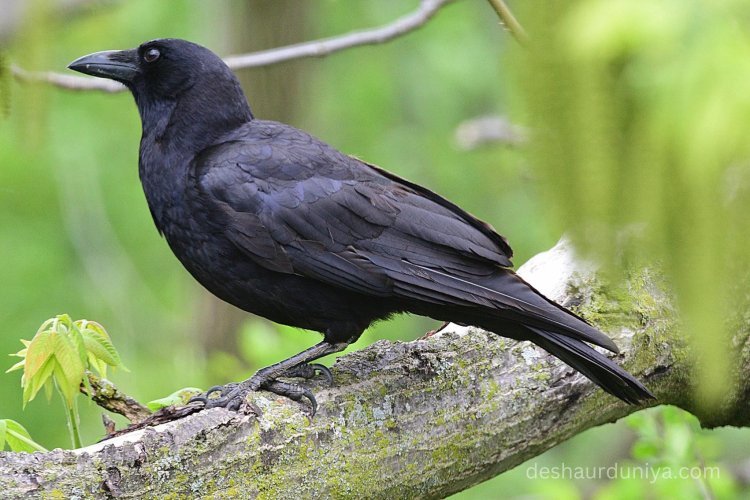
69 38 654 405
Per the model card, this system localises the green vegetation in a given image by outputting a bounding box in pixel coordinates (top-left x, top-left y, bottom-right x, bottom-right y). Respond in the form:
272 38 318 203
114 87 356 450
0 418 46 452
0 0 748 497
6 314 125 447
147 387 202 411
516 0 750 406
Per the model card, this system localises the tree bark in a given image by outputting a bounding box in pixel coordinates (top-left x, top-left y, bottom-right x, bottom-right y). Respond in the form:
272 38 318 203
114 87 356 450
1 239 748 499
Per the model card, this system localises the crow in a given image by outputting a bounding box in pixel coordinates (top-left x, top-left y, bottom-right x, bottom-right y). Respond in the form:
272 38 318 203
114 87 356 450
68 39 654 413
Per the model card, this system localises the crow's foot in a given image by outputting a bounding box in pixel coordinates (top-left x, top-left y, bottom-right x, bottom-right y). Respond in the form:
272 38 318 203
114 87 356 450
189 382 245 411
189 362 329 415
189 341 346 416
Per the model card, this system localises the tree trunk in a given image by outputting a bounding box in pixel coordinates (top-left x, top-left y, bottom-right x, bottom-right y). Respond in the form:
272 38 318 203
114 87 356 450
1 239 748 498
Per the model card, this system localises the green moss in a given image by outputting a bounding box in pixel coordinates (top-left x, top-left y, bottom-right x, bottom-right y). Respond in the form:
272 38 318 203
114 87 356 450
484 379 501 401
428 437 476 470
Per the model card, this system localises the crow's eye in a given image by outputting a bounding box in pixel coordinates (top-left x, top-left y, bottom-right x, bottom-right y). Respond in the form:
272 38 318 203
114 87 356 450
143 48 161 63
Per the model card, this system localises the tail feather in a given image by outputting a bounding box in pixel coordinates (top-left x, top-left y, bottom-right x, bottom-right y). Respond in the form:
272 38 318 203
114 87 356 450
528 326 655 404
398 263 621 353
475 270 621 353
404 264 654 403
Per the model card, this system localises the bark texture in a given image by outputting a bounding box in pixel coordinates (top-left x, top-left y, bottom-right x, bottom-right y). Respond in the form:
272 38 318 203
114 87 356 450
1 239 748 499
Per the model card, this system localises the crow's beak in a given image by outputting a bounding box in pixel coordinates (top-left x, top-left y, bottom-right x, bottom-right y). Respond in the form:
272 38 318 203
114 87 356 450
68 49 138 83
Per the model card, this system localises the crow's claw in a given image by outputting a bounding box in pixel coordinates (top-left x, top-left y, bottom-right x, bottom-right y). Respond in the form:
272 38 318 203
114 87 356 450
262 380 318 416
187 378 318 415
206 383 237 397
188 395 208 405
284 363 333 385
188 383 243 409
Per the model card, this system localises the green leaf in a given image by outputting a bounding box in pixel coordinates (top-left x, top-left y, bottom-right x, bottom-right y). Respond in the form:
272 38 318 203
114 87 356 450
6 359 25 373
66 320 89 368
50 330 86 407
83 341 115 373
6 341 29 373
147 387 203 411
86 353 107 379
23 328 54 382
77 320 125 371
43 376 54 402
35 317 56 336
52 362 78 408
23 356 56 405
632 440 660 461
9 314 128 412
1 419 47 452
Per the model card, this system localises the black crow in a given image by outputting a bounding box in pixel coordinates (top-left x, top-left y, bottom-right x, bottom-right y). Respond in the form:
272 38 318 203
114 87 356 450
68 39 654 413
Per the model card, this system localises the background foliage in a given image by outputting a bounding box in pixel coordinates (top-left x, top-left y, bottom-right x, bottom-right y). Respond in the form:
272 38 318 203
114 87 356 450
0 0 748 497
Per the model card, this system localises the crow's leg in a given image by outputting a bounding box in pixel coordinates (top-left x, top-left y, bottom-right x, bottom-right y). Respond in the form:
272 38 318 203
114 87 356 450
190 340 348 415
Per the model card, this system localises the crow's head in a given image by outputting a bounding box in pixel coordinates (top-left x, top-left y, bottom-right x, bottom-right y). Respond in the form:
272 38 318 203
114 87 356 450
69 39 253 141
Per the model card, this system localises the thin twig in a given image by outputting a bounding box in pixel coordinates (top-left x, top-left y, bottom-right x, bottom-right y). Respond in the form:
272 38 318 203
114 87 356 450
10 0 456 93
224 0 454 69
81 372 152 424
11 64 125 92
486 0 528 44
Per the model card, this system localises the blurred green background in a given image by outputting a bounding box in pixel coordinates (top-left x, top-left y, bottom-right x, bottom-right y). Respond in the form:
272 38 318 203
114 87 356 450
1 0 749 498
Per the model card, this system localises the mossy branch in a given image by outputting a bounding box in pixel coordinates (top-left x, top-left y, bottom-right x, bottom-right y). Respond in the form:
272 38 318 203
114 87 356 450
80 372 152 425
0 239 748 498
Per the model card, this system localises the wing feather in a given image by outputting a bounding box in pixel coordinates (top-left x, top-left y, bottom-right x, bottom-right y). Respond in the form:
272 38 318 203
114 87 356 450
191 129 609 342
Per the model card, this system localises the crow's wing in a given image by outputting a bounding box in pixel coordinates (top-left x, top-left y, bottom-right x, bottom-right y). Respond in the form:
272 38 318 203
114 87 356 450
192 130 616 350
193 135 513 298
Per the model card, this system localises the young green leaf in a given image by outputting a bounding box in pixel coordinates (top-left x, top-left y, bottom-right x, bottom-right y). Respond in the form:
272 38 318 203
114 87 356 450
24 356 56 405
49 331 86 407
147 387 204 411
5 358 25 374
0 419 47 453
52 363 78 408
77 320 126 373
8 314 130 448
22 328 54 383
6 341 28 374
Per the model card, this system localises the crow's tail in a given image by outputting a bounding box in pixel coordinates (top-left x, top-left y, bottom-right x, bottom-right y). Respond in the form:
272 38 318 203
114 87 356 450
527 326 655 404
401 264 654 403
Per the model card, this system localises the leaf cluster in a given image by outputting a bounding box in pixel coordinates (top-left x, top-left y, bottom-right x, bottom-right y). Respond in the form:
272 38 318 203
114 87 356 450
7 314 126 408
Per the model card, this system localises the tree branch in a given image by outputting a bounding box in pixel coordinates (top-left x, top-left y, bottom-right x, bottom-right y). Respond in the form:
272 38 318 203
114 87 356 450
80 373 152 425
9 0 456 93
485 0 528 44
1 238 747 498
10 63 126 93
